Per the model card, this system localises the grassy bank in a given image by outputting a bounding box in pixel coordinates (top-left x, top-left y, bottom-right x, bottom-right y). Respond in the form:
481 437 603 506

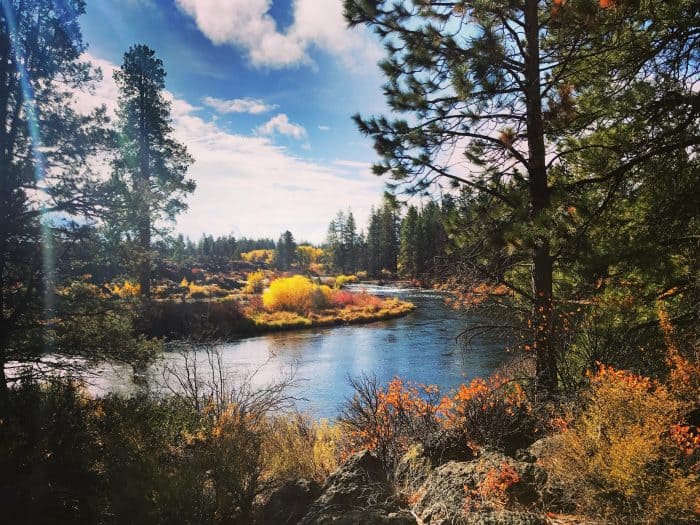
142 276 415 339
251 298 415 331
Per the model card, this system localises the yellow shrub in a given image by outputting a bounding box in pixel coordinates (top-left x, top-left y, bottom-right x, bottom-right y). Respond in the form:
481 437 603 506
334 274 358 288
297 245 325 269
542 365 700 524
187 282 209 299
253 311 311 329
313 419 342 477
262 276 331 313
240 249 275 264
244 270 265 294
184 282 228 299
111 280 140 298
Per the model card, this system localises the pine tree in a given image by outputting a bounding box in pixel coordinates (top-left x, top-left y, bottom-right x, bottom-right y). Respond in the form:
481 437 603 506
399 206 420 278
343 211 358 273
0 0 108 400
344 0 699 393
275 230 297 270
112 44 194 299
366 208 382 277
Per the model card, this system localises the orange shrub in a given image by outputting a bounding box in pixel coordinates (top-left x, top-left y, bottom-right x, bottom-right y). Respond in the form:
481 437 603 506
462 461 522 514
262 275 331 314
440 374 536 454
330 290 356 307
341 373 538 471
340 376 443 472
331 290 384 309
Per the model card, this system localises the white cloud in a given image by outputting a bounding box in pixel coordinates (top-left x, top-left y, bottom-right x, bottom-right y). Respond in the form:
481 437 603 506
202 96 277 114
333 159 373 170
175 0 381 69
75 53 382 242
318 125 330 131
255 113 307 139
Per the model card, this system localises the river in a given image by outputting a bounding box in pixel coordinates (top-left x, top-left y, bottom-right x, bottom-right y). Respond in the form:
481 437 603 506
88 285 511 418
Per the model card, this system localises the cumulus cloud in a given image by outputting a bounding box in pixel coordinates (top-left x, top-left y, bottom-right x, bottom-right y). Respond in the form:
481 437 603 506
255 113 307 139
202 96 278 114
74 53 382 242
175 0 381 69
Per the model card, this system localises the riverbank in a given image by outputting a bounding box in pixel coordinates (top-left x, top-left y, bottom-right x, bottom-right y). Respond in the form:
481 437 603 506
250 298 415 331
93 284 504 418
143 293 416 339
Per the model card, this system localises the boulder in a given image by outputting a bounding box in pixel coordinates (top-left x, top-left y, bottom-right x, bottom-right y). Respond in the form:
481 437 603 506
258 478 321 525
299 451 417 525
411 451 547 525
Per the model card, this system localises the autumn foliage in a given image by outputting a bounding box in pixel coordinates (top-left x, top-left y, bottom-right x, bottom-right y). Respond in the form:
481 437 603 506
243 270 266 294
262 275 332 313
542 364 700 524
341 374 538 472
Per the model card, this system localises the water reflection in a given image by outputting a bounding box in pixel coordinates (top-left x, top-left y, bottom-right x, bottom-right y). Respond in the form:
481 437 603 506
87 285 511 418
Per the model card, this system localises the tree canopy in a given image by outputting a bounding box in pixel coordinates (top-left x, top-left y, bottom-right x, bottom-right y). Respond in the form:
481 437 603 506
344 0 699 393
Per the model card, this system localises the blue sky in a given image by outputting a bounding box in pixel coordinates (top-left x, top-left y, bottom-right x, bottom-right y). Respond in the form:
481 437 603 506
77 0 390 243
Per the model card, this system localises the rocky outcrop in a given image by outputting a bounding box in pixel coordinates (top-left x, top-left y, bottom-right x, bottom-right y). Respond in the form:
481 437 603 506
402 448 547 525
299 451 417 525
280 441 551 525
461 510 547 525
258 479 321 525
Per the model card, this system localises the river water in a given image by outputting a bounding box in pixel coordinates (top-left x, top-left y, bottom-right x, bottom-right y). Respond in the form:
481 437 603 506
88 285 511 418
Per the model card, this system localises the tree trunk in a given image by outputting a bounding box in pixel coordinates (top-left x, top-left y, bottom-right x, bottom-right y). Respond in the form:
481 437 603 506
0 339 8 414
524 0 557 395
138 72 151 299
138 212 151 299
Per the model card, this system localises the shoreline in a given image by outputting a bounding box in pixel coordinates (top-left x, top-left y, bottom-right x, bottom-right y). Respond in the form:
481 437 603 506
249 300 416 333
146 295 417 341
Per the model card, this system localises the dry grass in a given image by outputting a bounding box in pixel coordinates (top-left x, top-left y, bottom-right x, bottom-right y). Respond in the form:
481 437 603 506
262 416 342 483
251 299 414 331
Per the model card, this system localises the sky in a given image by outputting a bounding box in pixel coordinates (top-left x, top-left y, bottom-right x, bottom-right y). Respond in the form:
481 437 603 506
76 0 391 243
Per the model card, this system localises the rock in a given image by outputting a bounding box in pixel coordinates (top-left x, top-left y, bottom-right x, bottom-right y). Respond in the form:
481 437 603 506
258 478 321 525
462 510 546 525
411 451 547 525
299 451 417 525
300 509 416 525
520 438 553 463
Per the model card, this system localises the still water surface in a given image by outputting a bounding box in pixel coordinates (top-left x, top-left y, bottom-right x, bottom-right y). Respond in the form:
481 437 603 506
94 285 510 418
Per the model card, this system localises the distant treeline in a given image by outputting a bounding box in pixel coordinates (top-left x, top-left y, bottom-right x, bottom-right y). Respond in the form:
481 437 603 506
324 194 454 279
157 235 276 265
155 194 455 280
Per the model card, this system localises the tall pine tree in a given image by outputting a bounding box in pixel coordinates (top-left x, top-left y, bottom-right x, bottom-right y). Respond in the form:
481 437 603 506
0 0 108 400
112 45 194 299
345 0 699 394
